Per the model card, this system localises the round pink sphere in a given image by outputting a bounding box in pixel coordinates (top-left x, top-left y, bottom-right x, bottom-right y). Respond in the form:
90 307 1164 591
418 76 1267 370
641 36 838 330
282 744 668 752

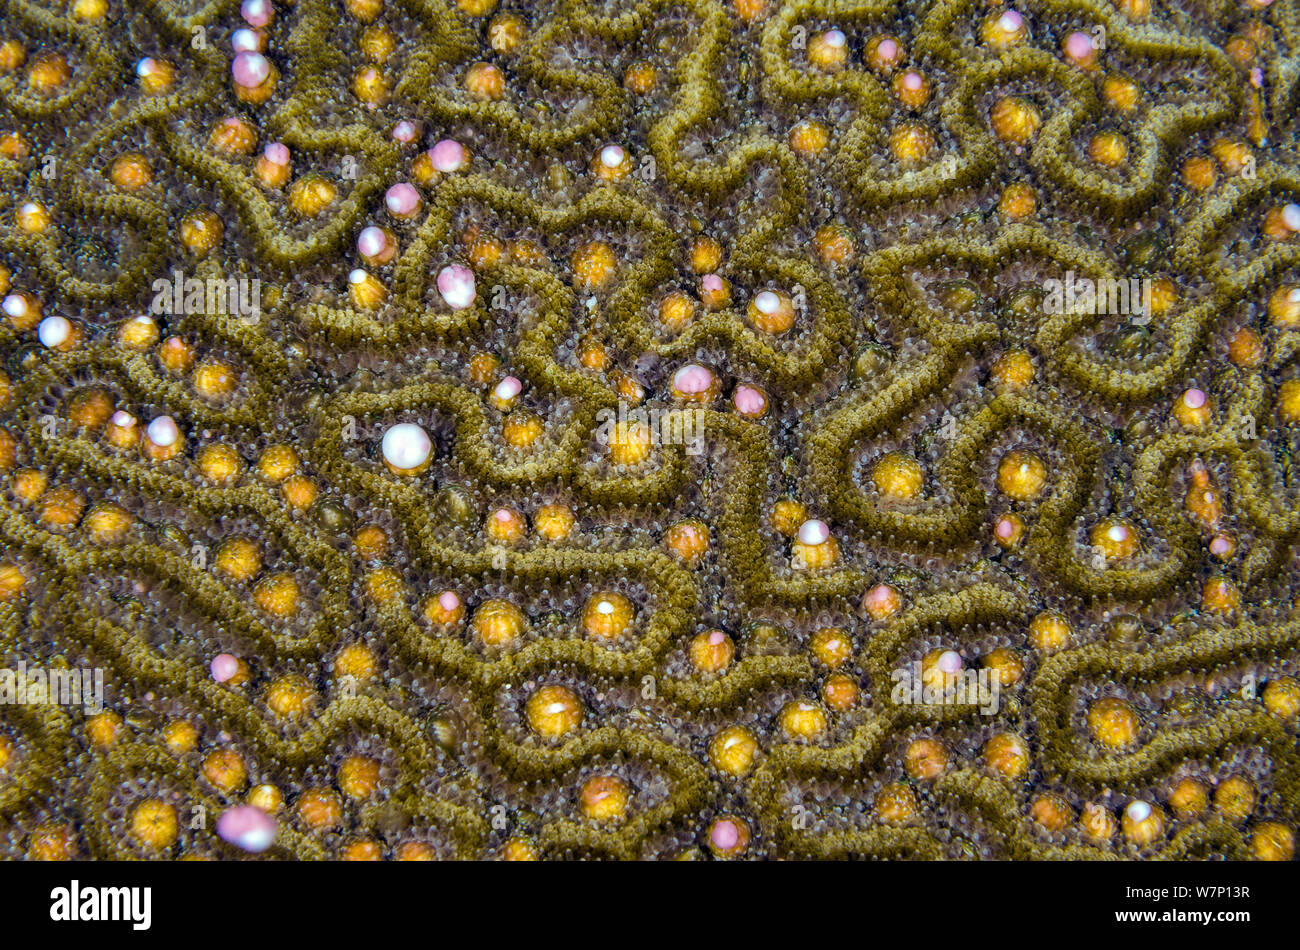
733 385 767 416
210 653 240 683
384 182 421 218
672 364 714 395
263 142 289 166
430 139 467 173
357 226 389 260
217 805 277 853
710 819 740 850
231 51 270 89
1065 31 1093 62
437 264 476 309
241 0 273 27
231 28 265 54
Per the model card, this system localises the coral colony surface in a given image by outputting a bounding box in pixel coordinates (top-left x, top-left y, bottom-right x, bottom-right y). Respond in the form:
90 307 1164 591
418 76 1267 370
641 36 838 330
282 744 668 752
0 0 1298 863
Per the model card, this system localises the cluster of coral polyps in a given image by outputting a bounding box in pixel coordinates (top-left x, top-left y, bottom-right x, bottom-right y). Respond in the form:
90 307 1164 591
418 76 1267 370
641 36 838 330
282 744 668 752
0 0 1297 859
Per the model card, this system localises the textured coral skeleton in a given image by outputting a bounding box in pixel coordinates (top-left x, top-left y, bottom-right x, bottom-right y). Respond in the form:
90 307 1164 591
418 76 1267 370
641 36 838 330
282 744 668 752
0 0 1298 860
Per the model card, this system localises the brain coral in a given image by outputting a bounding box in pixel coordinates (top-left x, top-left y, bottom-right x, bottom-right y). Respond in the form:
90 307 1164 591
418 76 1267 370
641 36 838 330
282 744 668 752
0 0 1297 862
